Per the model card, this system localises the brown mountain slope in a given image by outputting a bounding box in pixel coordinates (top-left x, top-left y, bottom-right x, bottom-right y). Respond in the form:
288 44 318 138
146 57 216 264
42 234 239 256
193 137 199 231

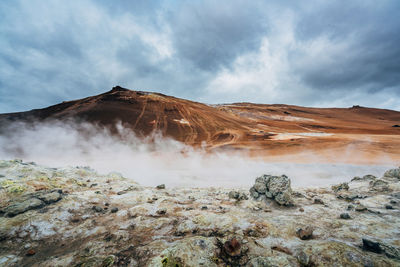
1 86 400 164
0 86 257 145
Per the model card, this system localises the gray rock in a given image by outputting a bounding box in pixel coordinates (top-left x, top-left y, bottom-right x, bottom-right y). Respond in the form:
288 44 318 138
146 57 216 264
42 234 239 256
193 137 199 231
249 187 259 199
351 175 376 182
384 168 400 179
3 198 44 217
391 192 400 199
0 229 8 241
381 243 400 260
369 179 389 191
156 184 166 189
362 238 400 260
267 175 293 206
275 191 292 206
351 176 362 182
314 198 324 205
92 206 104 212
297 251 312 266
156 208 167 215
340 213 351 219
296 226 313 240
250 174 293 206
228 191 248 200
336 193 367 201
36 191 62 204
228 191 240 199
253 176 269 193
111 207 119 213
265 191 273 199
331 182 349 192
385 204 393 210
355 205 367 212
363 174 377 180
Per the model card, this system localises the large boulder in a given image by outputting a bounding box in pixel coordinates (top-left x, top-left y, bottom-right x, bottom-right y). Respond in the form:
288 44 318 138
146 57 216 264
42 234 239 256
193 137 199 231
250 175 293 206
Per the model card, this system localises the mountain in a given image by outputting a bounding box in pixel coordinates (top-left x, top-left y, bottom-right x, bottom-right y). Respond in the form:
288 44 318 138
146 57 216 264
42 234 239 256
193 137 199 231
1 86 400 163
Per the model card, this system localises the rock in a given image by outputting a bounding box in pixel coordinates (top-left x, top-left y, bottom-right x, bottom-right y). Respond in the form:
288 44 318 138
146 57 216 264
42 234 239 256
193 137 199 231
313 198 324 205
381 244 400 260
336 193 366 201
299 207 304 212
249 187 259 199
355 205 367 212
296 226 313 240
111 207 119 213
156 208 167 215
362 240 382 257
340 213 351 219
392 192 400 199
251 174 293 206
117 191 126 195
274 191 292 206
297 251 312 266
390 199 397 204
369 179 389 191
26 249 36 256
331 182 349 192
0 230 8 241
385 205 393 210
228 191 248 200
363 174 377 180
92 206 104 212
253 176 268 193
70 216 81 223
201 206 208 210
36 191 62 204
362 238 400 260
271 245 292 255
362 238 382 254
3 198 44 217
384 168 400 179
156 184 165 189
223 238 241 257
351 175 376 182
228 191 240 199
347 204 354 210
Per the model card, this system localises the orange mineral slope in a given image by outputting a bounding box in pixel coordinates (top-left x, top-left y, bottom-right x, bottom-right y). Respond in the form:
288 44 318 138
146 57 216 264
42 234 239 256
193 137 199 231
216 103 400 164
0 86 399 164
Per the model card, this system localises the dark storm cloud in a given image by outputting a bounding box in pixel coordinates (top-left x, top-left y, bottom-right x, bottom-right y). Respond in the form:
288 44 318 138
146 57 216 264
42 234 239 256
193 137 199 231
0 0 399 113
293 1 400 95
169 0 267 71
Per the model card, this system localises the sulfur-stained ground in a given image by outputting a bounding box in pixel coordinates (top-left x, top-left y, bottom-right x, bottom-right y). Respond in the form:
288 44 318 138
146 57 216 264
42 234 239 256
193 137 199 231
0 159 400 266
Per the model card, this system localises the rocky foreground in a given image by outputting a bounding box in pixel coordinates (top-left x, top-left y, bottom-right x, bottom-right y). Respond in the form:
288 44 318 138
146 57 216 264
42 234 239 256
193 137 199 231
0 160 400 266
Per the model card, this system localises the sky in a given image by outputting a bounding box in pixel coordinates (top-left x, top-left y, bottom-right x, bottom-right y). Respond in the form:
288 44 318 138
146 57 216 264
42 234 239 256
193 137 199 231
0 0 399 113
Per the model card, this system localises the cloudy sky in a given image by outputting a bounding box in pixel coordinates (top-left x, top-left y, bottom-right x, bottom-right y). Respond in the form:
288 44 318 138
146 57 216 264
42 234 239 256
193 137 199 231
0 0 399 113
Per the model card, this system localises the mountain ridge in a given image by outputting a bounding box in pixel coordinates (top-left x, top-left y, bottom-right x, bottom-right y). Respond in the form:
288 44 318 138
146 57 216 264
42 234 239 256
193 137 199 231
1 86 400 163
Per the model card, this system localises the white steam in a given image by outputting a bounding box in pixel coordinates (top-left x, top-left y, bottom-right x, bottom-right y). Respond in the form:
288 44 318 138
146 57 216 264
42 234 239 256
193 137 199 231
0 121 395 188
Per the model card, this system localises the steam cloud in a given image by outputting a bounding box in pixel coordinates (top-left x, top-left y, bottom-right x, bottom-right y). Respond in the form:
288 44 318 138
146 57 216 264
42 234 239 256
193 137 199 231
0 121 395 188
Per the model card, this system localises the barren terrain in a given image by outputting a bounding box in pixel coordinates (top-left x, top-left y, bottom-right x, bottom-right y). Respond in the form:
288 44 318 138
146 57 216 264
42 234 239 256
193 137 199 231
0 160 400 266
